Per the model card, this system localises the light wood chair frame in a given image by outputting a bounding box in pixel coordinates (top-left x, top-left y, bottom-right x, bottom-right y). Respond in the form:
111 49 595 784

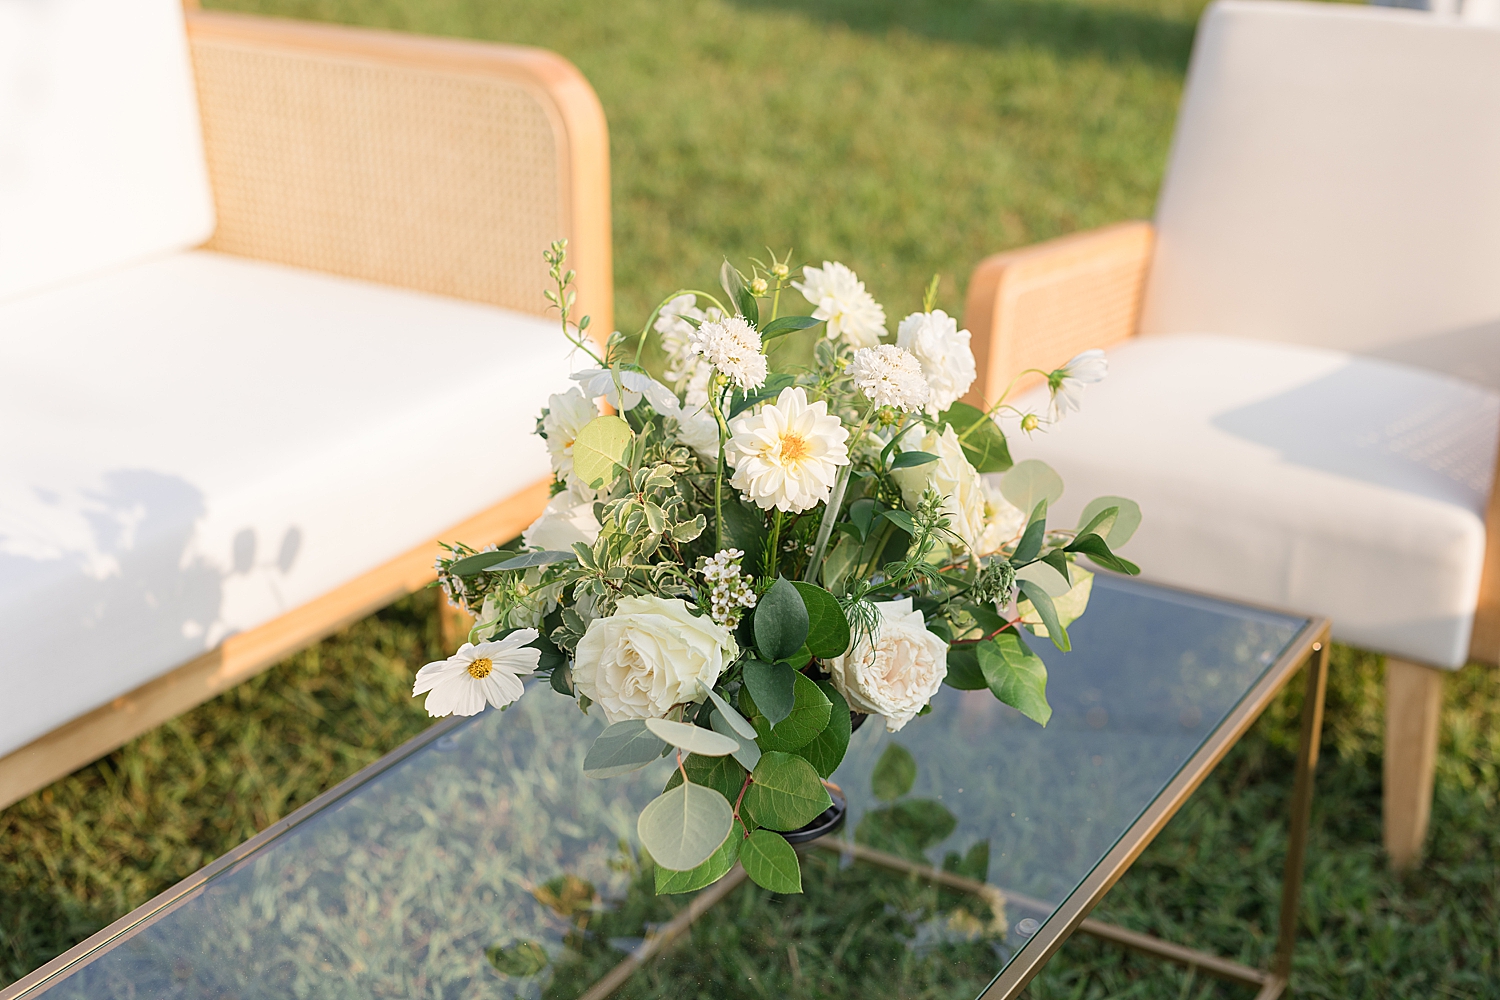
961 221 1490 870
0 10 611 812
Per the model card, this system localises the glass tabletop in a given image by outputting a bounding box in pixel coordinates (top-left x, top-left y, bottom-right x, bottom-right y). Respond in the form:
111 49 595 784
17 576 1311 1000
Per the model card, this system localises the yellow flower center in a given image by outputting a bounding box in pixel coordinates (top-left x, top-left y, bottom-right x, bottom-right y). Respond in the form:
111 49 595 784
779 431 810 463
467 657 494 679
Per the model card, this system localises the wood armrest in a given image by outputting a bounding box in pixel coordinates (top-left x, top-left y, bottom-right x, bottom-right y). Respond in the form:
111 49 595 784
185 11 612 333
1471 482 1500 664
961 221 1153 408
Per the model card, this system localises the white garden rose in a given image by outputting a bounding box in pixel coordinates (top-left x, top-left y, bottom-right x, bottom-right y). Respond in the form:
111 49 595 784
825 598 948 732
573 596 738 724
890 424 987 554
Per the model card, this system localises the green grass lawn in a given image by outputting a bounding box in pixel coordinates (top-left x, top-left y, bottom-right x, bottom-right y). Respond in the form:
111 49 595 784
3 0 1498 995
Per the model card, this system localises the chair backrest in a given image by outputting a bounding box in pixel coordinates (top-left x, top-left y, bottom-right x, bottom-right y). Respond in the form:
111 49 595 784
0 0 215 302
1140 1 1500 359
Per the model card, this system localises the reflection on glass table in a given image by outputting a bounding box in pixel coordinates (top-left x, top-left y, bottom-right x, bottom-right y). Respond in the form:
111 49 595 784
11 575 1320 1000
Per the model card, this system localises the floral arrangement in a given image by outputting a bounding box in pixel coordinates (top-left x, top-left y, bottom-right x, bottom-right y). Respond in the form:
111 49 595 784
416 242 1140 896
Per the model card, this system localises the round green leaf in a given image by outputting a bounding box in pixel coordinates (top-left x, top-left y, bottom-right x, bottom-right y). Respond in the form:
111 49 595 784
790 582 851 659
754 577 810 662
663 753 749 804
1077 495 1142 548
655 828 740 894
742 659 797 727
978 631 1051 726
638 782 735 871
744 751 832 831
871 743 917 802
796 681 852 779
1000 459 1065 515
645 718 740 756
583 720 668 778
740 830 803 893
937 401 1013 473
571 415 633 490
710 709 763 770
743 671 832 752
703 685 757 739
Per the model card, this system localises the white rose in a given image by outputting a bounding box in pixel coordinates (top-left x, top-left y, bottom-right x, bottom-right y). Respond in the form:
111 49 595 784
522 487 601 551
573 596 738 724
890 424 987 555
895 310 976 416
825 598 948 732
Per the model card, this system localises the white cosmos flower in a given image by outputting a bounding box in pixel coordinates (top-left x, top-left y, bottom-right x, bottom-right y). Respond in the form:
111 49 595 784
848 344 930 412
542 388 601 490
794 261 887 348
522 486 601 551
825 598 948 732
412 632 539 717
726 386 850 512
688 315 768 390
571 368 680 413
1048 350 1108 420
896 310 977 416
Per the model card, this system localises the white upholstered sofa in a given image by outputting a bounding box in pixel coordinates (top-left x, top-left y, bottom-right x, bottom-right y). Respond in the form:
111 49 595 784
963 0 1500 868
0 0 611 807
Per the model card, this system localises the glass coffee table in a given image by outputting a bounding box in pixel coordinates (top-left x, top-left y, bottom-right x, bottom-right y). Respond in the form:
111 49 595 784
3 576 1329 1000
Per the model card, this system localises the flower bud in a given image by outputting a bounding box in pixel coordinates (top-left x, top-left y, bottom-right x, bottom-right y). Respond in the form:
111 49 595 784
771 262 790 279
1021 413 1040 433
750 277 768 296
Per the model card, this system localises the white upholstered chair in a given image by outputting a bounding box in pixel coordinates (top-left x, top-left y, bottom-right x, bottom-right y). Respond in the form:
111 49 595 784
962 0 1500 868
0 0 610 808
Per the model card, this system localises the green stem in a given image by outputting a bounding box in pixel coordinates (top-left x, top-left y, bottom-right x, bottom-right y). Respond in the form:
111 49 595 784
958 367 1050 442
707 374 731 550
766 509 785 581
803 463 851 584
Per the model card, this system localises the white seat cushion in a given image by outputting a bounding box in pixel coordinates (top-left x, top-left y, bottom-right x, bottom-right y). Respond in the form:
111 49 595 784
0 0 215 302
0 251 571 757
1006 334 1500 669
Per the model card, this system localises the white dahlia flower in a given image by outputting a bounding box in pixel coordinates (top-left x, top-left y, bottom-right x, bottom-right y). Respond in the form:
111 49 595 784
542 388 601 490
848 344 930 412
794 261 887 348
895 310 977 416
413 632 540 717
689 315 768 391
726 386 850 513
825 598 948 732
1048 350 1108 420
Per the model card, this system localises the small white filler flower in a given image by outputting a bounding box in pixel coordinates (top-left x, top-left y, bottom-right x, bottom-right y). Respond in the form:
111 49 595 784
688 315 768 390
1048 350 1108 420
794 261 887 348
895 309 977 416
412 631 541 717
848 344 931 412
726 386 850 512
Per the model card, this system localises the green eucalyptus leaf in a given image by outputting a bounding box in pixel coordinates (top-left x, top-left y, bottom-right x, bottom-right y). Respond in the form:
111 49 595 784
655 828 740 894
759 314 820 339
742 671 832 752
881 508 917 536
890 450 940 470
571 415 633 490
847 497 882 542
790 582 851 659
663 752 749 804
937 401 1012 473
754 577 810 662
1000 459 1065 515
710 709 763 770
448 550 515 576
1066 532 1142 575
796 681 852 778
1015 559 1071 598
728 373 798 419
743 751 832 831
742 659 797 727
741 830 802 893
1076 495 1142 548
943 646 987 690
644 718 740 756
1017 579 1070 651
583 720 669 778
638 782 735 871
493 550 575 571
1012 501 1048 563
871 743 917 802
703 686 757 739
977 630 1051 725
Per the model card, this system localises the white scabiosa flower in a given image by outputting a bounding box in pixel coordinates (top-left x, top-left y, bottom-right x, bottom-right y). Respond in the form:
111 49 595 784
412 632 540 717
688 315 768 391
848 344 931 412
542 388 601 489
726 386 850 513
794 261 887 348
1048 350 1108 420
895 310 977 416
825 598 948 732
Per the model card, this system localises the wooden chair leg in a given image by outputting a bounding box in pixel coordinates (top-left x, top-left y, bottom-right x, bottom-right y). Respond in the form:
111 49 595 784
1383 656 1444 870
